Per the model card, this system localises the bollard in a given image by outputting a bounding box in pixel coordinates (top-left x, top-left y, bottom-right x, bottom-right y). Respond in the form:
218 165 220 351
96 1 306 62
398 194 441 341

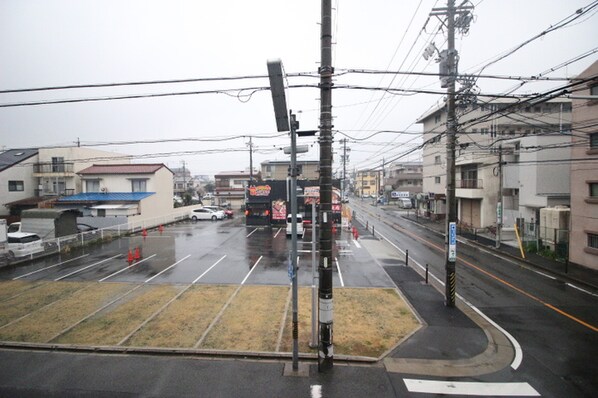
405 249 409 267
425 264 429 284
372 225 375 237
366 221 369 230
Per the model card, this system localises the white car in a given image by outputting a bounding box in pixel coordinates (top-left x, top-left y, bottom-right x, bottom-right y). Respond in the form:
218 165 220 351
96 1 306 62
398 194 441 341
286 214 304 237
7 232 44 258
190 208 225 221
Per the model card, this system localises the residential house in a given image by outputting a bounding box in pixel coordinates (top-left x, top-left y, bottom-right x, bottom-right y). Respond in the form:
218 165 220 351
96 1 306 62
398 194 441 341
261 160 320 180
57 163 173 227
0 149 39 217
418 98 572 229
385 162 423 195
214 170 258 209
171 166 195 197
2 147 128 217
569 60 598 271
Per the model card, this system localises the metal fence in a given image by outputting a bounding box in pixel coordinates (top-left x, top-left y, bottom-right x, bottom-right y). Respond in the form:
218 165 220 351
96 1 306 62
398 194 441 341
2 209 193 266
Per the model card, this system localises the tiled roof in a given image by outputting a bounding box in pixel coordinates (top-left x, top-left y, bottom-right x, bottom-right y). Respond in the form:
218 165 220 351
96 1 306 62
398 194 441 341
57 192 155 202
77 164 170 175
0 148 38 172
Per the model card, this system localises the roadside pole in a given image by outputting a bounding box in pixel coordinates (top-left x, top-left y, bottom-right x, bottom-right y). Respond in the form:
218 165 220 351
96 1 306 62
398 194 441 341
289 112 299 371
310 202 318 348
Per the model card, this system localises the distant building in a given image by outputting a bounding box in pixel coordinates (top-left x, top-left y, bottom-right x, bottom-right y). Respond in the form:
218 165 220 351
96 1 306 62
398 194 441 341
171 167 194 197
355 169 380 197
214 170 258 209
569 60 598 271
385 162 423 195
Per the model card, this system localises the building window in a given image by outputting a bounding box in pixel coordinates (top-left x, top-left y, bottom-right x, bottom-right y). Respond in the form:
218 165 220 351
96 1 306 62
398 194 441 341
131 179 147 192
590 84 598 96
588 233 598 249
435 176 441 184
8 180 24 192
434 114 441 123
590 183 598 197
51 157 65 172
86 180 100 192
590 133 598 149
266 165 271 172
434 155 441 165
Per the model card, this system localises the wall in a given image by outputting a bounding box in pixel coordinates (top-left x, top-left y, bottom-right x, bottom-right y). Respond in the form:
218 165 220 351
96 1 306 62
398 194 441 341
0 154 39 216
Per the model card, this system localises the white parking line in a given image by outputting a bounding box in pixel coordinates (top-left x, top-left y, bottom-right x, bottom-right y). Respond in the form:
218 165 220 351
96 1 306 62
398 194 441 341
192 255 227 284
274 228 282 238
12 254 90 280
144 255 191 283
241 255 263 285
566 282 598 297
335 257 344 287
99 254 157 282
352 239 361 249
54 254 122 281
403 379 539 396
246 228 258 238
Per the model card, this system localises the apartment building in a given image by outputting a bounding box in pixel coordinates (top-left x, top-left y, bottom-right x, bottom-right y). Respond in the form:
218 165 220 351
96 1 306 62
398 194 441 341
355 169 380 197
569 60 598 270
385 162 423 195
418 97 572 229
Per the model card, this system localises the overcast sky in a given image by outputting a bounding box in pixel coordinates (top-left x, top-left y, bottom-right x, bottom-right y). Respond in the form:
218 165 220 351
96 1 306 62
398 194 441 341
1 0 596 177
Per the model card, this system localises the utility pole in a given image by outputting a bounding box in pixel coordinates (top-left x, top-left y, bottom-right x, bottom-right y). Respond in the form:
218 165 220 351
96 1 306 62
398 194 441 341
248 137 254 184
496 145 503 249
318 0 334 372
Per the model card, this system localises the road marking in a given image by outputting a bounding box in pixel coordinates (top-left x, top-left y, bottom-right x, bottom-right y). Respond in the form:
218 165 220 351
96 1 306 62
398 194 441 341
54 254 122 281
12 254 90 280
144 255 191 283
371 215 598 333
403 379 540 396
310 385 322 398
352 239 361 248
240 255 263 285
192 255 227 284
335 257 345 287
98 254 157 282
566 283 598 297
274 228 282 238
246 228 258 238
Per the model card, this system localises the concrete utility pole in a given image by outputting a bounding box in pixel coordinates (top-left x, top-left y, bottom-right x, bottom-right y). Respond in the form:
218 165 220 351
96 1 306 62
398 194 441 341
340 138 349 202
248 137 254 184
318 0 334 371
496 145 503 249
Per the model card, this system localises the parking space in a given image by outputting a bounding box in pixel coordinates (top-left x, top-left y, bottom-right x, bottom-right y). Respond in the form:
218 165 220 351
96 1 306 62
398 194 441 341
0 219 394 288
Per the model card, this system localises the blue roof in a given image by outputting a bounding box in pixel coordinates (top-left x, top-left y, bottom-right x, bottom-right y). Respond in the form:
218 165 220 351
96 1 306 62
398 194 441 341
58 192 155 202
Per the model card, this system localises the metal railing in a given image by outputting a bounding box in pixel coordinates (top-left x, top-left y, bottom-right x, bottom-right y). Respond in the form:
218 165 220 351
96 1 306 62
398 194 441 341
456 179 483 189
33 162 74 173
34 189 75 197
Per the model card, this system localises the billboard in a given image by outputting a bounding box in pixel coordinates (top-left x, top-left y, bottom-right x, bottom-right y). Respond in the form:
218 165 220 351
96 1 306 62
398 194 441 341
391 191 410 199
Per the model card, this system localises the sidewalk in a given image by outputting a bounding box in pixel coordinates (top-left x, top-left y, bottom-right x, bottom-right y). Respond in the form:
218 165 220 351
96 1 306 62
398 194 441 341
399 212 598 290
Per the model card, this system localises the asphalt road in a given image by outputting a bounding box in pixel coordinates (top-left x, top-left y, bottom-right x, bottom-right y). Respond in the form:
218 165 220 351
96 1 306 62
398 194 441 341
351 199 598 398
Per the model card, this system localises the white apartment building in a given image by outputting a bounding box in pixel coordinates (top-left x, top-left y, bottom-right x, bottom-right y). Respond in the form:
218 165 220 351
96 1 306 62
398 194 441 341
418 98 572 230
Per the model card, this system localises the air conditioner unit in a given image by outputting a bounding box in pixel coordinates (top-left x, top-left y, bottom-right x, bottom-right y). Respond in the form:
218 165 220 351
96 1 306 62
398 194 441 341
101 187 108 193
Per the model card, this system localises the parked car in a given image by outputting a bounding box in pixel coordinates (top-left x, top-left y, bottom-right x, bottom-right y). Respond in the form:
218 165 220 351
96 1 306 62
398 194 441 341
286 214 304 237
190 208 225 221
77 223 98 233
7 232 44 259
7 222 22 234
203 205 233 219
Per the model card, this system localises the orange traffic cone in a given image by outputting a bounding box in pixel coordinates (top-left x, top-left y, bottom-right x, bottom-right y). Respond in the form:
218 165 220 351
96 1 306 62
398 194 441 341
127 249 134 264
134 247 141 261
142 228 148 238
158 225 164 234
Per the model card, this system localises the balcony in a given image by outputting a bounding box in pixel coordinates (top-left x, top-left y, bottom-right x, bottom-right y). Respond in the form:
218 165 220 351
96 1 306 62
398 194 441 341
33 162 75 177
456 179 484 199
35 189 75 197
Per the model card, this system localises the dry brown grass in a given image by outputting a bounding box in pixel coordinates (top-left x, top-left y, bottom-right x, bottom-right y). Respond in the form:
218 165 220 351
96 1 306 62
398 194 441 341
0 283 132 343
280 287 419 358
334 288 419 357
53 285 181 345
0 281 88 327
0 280 42 302
126 285 236 348
200 285 290 352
